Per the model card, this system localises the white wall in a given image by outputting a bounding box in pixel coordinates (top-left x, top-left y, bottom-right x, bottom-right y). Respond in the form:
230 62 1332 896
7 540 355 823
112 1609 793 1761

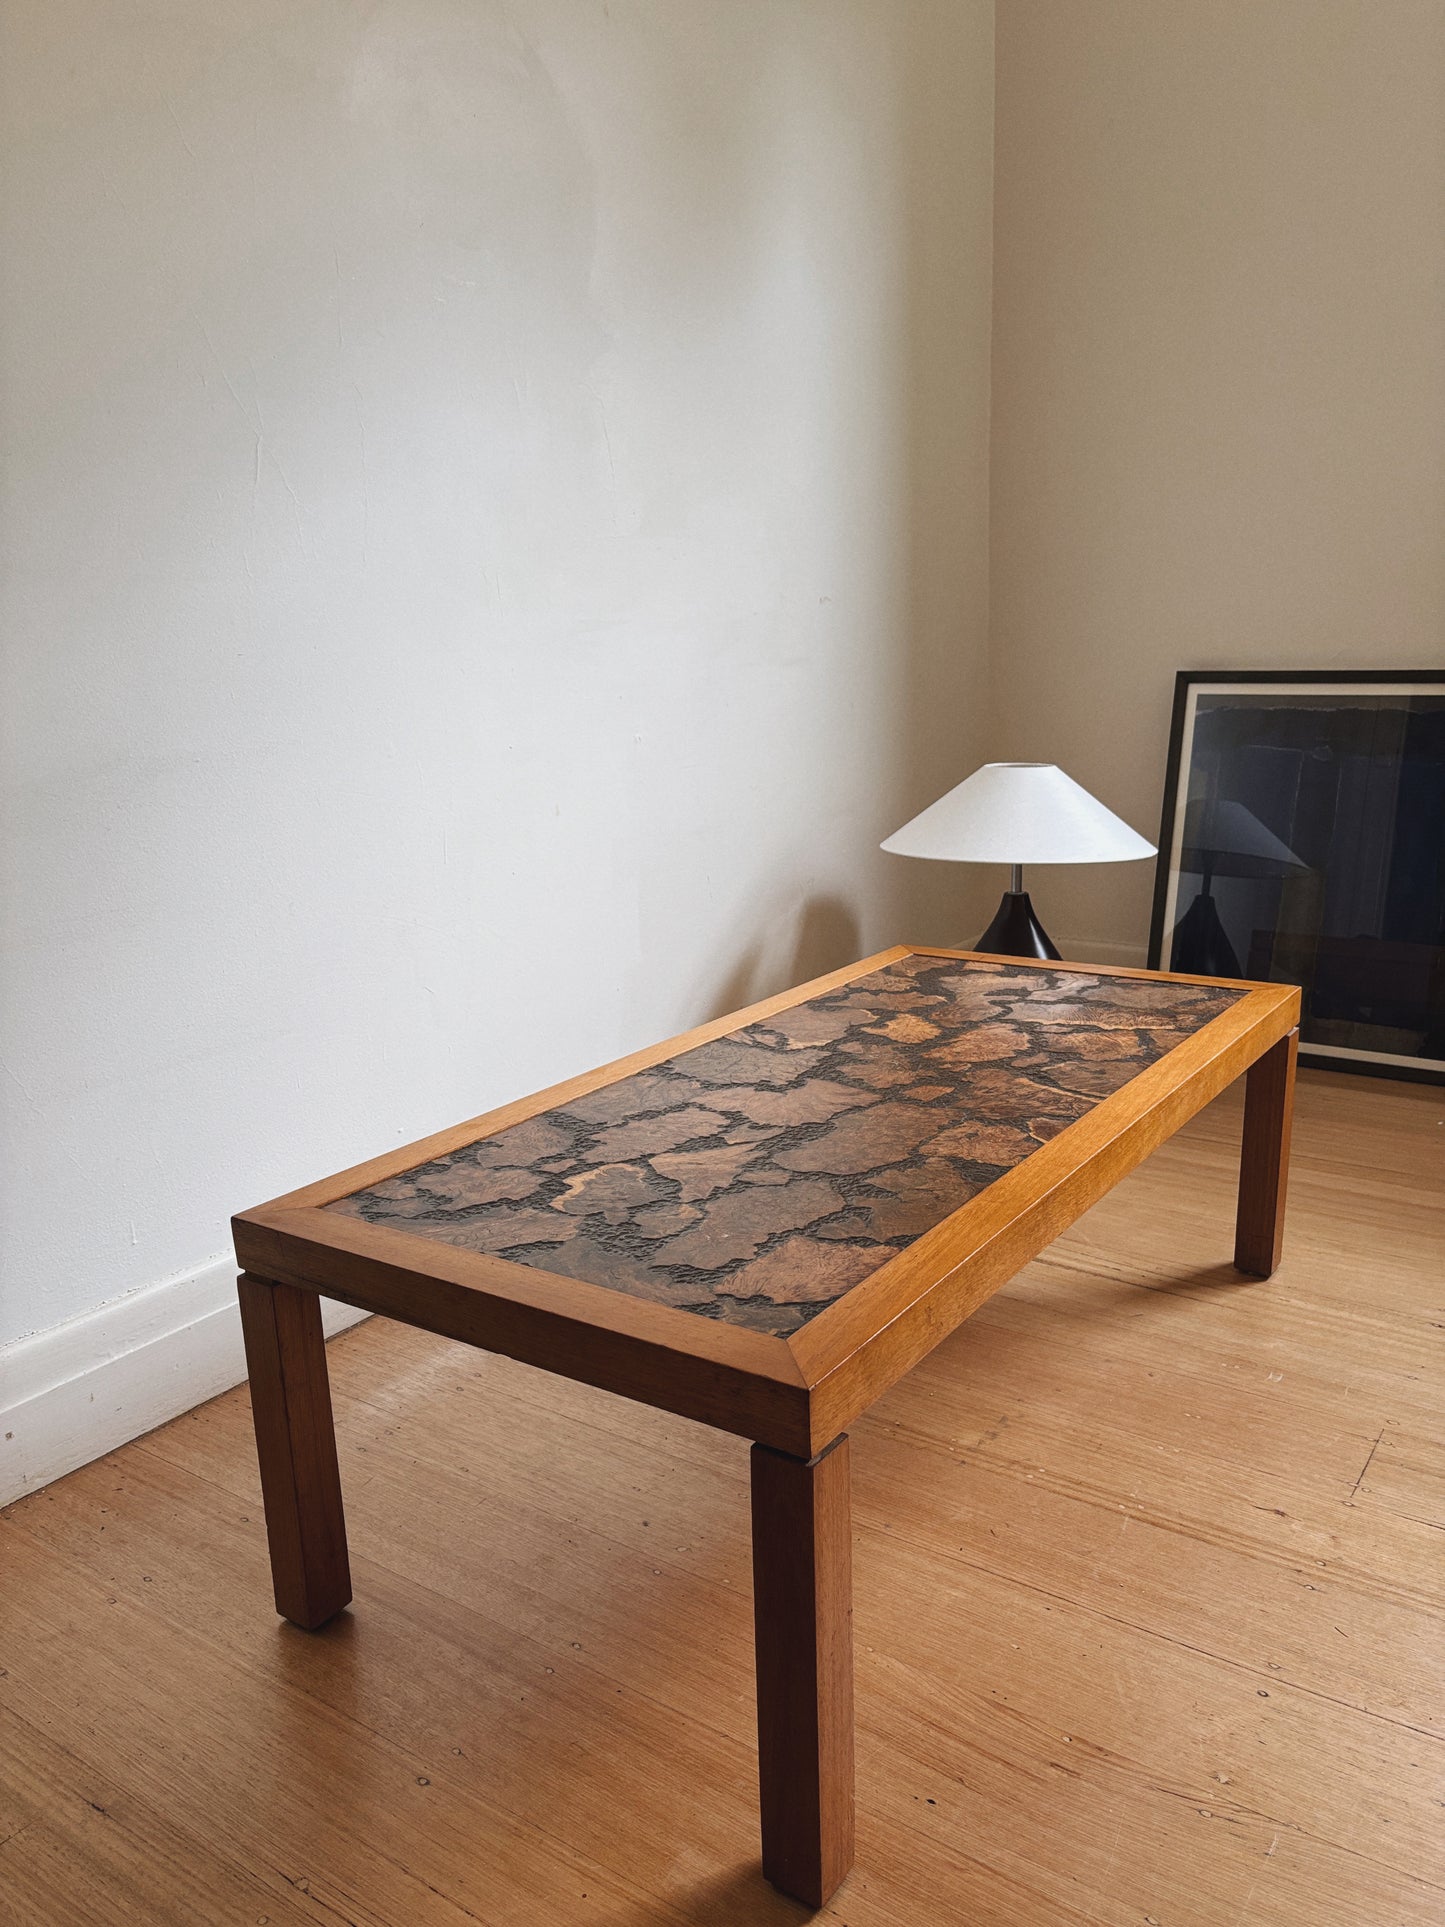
990 0 1445 961
0 1 995 1493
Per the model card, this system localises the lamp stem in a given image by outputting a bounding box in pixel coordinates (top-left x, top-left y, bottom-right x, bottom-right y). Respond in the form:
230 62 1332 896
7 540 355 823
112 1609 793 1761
1010 862 1023 895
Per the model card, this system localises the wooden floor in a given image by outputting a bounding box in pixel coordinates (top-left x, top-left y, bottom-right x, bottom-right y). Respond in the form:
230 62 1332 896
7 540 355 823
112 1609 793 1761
2 1069 1441 1926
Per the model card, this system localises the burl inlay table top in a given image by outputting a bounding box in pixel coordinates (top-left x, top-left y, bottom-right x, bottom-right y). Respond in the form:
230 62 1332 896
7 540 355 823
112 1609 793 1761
235 947 1300 1910
326 956 1243 1338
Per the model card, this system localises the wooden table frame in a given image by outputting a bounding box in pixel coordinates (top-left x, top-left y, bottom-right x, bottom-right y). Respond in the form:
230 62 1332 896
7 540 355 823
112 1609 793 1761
234 947 1300 1910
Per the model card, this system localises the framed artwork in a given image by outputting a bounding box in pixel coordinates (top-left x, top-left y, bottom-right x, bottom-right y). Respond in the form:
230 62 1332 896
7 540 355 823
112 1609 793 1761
1148 670 1445 1083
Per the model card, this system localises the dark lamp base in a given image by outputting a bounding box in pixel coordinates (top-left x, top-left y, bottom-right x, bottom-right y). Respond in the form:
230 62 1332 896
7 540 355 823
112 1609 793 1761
975 890 1061 961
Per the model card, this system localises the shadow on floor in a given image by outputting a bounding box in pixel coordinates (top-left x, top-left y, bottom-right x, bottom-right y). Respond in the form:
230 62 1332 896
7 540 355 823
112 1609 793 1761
596 1862 815 1927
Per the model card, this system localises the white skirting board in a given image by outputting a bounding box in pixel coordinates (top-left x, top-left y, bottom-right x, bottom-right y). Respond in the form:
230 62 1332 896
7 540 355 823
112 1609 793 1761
0 1259 367 1509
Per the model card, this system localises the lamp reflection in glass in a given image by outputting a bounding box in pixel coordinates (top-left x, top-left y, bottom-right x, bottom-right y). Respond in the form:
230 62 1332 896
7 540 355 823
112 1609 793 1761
1171 798 1309 977
881 763 1156 960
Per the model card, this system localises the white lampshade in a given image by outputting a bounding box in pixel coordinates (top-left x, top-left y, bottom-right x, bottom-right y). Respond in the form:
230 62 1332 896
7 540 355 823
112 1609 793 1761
882 763 1156 866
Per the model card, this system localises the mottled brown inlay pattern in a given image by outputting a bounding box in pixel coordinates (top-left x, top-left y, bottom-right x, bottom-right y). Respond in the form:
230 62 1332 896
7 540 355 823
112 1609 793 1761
328 959 1243 1337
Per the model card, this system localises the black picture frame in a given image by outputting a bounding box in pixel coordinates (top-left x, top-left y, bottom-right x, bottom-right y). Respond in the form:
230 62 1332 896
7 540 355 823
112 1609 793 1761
1148 669 1445 1085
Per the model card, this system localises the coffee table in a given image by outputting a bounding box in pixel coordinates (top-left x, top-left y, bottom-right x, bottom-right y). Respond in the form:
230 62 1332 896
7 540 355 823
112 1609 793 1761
234 947 1299 1908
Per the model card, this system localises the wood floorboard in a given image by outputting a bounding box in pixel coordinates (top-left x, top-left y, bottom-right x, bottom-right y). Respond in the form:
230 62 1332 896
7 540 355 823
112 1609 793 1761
1 1068 1441 1924
0 1701 340 1927
1355 1428 1445 1530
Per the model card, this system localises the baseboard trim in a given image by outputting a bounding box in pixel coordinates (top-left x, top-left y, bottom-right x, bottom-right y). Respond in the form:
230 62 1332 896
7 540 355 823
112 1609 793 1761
0 1259 367 1508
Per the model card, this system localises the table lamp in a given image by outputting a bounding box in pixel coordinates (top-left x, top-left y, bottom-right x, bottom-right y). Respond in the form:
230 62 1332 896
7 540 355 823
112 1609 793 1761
881 762 1156 960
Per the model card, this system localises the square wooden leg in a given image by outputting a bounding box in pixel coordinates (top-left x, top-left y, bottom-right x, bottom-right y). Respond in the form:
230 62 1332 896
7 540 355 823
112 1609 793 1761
750 1434 854 1909
238 1273 351 1629
1234 1028 1298 1278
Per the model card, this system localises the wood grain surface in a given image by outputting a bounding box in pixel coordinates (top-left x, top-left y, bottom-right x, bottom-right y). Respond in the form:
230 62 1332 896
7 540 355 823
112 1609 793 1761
233 950 1298 1450
792 975 1299 1450
1235 1028 1299 1275
236 1275 352 1629
3 1066 1439 1925
326 957 1245 1334
751 1436 855 1908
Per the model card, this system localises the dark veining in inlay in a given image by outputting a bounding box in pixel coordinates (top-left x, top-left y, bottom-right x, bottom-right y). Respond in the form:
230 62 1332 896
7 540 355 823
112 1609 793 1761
328 959 1244 1337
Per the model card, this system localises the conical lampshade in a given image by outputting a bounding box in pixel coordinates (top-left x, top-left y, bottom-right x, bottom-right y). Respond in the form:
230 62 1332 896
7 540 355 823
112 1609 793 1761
881 763 1155 865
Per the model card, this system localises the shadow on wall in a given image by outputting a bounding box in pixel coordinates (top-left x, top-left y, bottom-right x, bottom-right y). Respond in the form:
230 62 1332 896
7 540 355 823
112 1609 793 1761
700 1 996 1020
704 896 864 1021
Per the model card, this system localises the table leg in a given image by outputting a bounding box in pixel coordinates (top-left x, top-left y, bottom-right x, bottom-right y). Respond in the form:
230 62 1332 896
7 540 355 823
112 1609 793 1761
750 1434 854 1909
1234 1028 1298 1278
238 1273 352 1629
